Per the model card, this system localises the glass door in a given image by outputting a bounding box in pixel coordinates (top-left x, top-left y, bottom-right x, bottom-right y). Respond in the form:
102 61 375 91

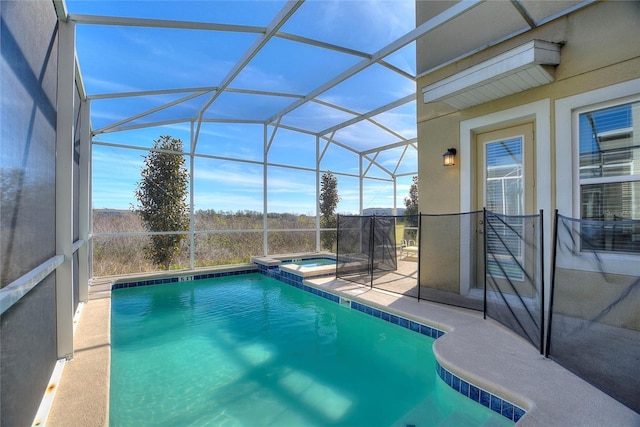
476 123 535 294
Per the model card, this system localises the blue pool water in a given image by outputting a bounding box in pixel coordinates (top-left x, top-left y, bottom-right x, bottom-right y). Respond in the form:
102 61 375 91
282 257 335 268
110 274 513 426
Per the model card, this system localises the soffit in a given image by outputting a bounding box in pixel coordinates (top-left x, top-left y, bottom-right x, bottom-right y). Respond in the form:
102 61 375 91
422 40 561 110
416 0 587 74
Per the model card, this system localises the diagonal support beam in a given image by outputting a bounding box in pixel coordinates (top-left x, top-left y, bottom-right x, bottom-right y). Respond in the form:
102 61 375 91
88 86 219 100
192 0 305 155
318 131 336 164
392 144 409 175
266 0 484 126
363 152 394 177
94 90 212 134
360 138 417 156
510 0 536 29
68 14 265 34
266 116 282 154
319 94 415 136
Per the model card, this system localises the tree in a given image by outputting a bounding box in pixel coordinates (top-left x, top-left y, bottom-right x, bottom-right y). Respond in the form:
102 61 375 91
134 135 189 269
404 175 419 229
319 171 340 251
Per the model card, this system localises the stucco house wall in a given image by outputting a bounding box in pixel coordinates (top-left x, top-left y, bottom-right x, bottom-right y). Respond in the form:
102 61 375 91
415 1 640 308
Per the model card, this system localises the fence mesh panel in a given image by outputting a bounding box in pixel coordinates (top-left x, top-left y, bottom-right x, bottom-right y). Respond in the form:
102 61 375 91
370 216 407 293
371 216 398 274
336 215 373 285
336 215 397 287
418 211 484 310
548 213 640 413
371 215 419 297
485 210 544 353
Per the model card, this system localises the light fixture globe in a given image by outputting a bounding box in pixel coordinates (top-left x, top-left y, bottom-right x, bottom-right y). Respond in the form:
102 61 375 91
443 148 457 166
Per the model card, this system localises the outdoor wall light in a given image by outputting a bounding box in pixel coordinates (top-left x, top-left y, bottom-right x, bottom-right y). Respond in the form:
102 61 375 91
443 148 457 166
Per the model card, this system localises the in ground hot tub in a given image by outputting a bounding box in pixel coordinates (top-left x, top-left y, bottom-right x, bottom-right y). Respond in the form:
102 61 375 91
252 253 336 278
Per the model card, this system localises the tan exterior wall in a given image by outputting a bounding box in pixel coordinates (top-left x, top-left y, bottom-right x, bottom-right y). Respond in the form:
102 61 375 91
554 269 640 331
415 0 640 293
420 222 461 292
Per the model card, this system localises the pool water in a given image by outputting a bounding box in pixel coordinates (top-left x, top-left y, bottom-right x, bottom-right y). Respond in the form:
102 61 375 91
110 274 513 426
283 257 336 268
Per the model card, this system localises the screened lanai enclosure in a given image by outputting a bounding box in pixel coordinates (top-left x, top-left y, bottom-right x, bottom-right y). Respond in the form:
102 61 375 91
2 2 421 424
69 1 421 276
3 1 640 426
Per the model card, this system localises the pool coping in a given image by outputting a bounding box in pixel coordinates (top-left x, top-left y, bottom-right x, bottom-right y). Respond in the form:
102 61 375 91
47 264 640 427
252 252 337 278
305 276 640 427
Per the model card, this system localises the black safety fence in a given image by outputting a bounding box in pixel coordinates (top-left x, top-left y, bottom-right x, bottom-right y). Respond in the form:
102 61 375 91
418 211 484 310
484 209 544 353
374 215 418 297
336 215 398 289
336 210 640 413
336 215 373 286
547 212 640 413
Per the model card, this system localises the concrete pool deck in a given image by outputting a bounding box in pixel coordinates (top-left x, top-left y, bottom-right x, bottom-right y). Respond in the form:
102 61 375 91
47 271 640 427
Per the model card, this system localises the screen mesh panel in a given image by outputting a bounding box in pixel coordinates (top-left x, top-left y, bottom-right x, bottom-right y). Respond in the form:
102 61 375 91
371 215 419 297
336 215 373 285
485 210 544 353
371 216 397 273
548 213 640 413
1 1 60 425
418 211 484 310
370 216 403 292
336 215 398 287
1 275 58 427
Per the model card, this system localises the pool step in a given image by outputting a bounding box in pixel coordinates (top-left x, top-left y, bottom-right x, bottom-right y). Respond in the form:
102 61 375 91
339 297 351 307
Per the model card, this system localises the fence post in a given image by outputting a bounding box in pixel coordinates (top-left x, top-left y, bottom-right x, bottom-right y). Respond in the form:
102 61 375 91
539 209 545 355
545 209 560 358
369 215 375 289
335 214 340 276
417 213 422 301
483 208 487 320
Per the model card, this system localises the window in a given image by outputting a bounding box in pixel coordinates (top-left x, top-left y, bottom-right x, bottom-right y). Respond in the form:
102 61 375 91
484 136 525 281
485 137 524 215
578 100 640 253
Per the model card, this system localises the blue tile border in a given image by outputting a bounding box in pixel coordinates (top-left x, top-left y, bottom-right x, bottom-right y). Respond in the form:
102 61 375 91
259 264 340 304
436 361 526 423
349 300 446 339
111 267 258 290
259 262 448 340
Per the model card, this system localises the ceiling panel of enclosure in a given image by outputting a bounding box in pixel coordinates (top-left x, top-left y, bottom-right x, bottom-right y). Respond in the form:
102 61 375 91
64 0 592 157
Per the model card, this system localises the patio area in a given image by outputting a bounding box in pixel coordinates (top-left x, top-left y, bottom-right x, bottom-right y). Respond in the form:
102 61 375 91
4 1 639 425
46 268 640 427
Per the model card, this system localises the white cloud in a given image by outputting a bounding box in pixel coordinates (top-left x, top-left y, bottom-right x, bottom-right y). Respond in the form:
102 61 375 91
196 170 262 189
82 76 139 95
233 64 295 94
193 193 263 212
312 0 414 50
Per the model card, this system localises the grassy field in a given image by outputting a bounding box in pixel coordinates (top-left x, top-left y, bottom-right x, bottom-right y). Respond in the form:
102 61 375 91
92 209 333 277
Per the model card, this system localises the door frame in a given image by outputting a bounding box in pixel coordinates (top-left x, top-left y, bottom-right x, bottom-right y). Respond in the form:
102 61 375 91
458 100 551 299
476 123 535 294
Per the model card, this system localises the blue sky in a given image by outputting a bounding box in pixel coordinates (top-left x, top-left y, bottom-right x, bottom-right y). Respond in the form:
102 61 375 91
69 1 417 214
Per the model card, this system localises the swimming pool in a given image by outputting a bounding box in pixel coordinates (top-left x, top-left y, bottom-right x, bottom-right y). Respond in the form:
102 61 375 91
110 274 514 426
